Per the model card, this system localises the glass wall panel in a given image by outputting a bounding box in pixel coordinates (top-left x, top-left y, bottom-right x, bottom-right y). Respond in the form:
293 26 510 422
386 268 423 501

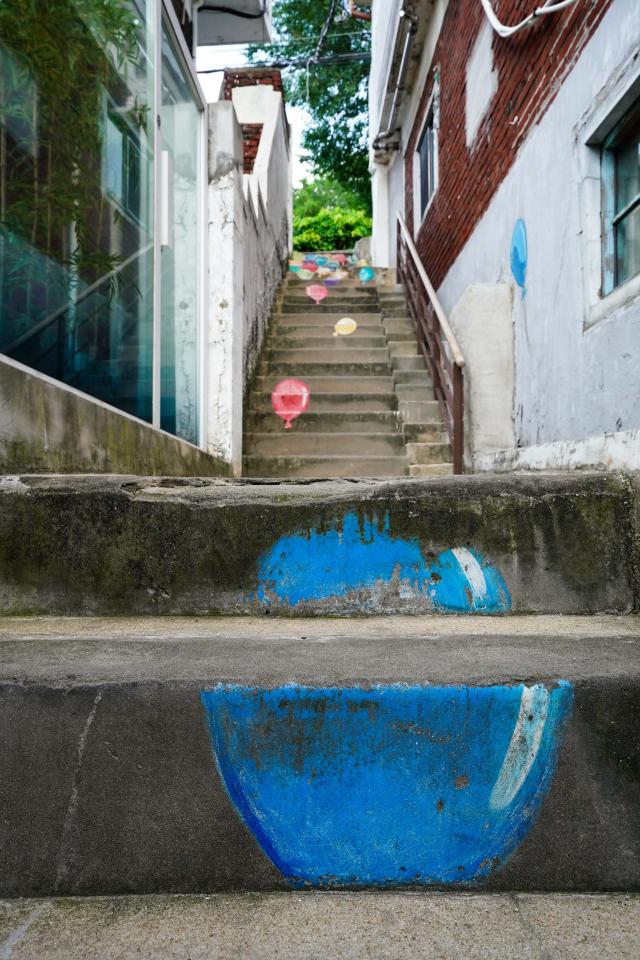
159 21 201 445
0 0 155 423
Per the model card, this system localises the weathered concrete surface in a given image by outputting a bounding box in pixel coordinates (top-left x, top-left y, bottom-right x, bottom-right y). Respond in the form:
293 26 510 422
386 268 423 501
1 618 640 895
1 893 639 960
0 473 637 615
0 359 231 477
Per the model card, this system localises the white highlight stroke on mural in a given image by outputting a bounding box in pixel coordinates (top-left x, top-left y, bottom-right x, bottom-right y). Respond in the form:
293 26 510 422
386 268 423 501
451 547 487 602
489 685 549 811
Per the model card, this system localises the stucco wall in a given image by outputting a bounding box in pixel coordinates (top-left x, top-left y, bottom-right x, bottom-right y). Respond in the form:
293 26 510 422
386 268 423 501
206 85 290 475
0 356 230 476
438 0 640 452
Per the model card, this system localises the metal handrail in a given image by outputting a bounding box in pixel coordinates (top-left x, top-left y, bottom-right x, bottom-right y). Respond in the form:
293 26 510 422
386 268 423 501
397 216 464 365
396 214 465 473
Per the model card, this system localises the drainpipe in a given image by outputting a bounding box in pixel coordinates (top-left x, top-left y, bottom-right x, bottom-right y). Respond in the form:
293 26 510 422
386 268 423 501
372 5 418 158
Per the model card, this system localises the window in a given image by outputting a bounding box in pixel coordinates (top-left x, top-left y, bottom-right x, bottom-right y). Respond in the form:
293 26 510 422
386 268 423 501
413 70 440 229
602 101 640 295
417 107 437 217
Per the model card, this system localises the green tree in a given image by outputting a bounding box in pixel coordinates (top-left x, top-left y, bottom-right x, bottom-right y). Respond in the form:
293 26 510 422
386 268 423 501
248 0 371 210
293 207 372 252
294 176 364 219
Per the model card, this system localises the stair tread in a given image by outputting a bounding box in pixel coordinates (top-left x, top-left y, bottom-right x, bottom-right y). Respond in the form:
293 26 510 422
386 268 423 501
3 615 639 679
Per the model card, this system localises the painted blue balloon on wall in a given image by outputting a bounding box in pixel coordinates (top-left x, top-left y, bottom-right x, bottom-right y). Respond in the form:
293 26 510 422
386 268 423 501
201 681 573 888
511 218 528 297
359 266 375 283
254 512 511 613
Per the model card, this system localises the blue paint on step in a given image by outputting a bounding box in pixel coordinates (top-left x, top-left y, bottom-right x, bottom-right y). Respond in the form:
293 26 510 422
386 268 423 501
255 513 510 612
201 681 573 888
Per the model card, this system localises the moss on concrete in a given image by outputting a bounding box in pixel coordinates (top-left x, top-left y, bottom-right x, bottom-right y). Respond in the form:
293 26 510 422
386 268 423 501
0 474 636 615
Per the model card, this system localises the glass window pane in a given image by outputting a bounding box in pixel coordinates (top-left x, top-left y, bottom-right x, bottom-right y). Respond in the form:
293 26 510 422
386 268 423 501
0 1 155 423
418 113 434 217
614 114 640 214
159 23 201 446
616 205 640 287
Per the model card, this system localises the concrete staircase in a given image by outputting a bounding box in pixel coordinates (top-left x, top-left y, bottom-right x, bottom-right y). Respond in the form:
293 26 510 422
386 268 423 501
1 471 639 955
243 270 453 478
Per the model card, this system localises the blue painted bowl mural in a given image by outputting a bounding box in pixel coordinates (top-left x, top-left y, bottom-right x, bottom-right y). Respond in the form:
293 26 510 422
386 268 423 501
201 682 573 887
254 513 511 613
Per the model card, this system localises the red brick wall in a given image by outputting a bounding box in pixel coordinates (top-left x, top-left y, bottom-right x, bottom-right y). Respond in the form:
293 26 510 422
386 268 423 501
240 123 264 173
222 67 284 101
404 0 614 289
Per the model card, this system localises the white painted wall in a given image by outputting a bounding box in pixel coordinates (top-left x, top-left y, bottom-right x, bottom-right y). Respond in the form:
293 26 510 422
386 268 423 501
449 283 515 467
369 0 450 267
437 0 640 469
206 87 291 475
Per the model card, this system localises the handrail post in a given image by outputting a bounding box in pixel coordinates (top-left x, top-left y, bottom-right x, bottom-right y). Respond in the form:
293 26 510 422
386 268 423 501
396 214 466 475
452 362 464 474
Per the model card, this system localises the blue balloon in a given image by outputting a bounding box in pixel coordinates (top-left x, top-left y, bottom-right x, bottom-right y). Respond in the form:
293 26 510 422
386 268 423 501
359 266 375 283
315 256 328 266
511 219 527 297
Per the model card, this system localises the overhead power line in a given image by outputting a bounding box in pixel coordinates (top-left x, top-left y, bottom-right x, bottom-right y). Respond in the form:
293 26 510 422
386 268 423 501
198 51 371 75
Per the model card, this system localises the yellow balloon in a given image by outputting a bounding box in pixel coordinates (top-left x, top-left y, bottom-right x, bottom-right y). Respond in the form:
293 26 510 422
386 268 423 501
316 266 331 278
298 268 314 280
333 317 358 337
357 259 369 267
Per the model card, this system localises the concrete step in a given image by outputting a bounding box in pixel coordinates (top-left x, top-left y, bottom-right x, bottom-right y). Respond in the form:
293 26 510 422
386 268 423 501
396 384 436 402
254 375 396 394
264 348 391 365
405 440 452 464
260 360 392 377
399 400 441 420
394 369 431 385
391 356 426 371
250 393 398 414
272 334 388 349
0 474 635 615
281 303 383 315
410 462 454 477
245 432 407 457
385 330 415 342
2 615 640 894
402 421 447 442
283 290 378 301
246 412 401 434
1 892 639 959
274 313 383 327
383 319 414 334
244 455 410 478
389 342 420 357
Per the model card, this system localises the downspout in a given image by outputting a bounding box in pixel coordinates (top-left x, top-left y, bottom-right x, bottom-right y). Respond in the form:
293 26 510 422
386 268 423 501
372 5 418 157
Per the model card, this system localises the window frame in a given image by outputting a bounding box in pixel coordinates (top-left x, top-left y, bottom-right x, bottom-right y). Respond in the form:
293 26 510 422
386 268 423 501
574 53 640 331
601 101 640 296
412 73 440 236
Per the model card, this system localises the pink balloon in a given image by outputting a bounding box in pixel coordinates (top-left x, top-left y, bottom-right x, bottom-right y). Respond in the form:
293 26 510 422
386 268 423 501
306 284 328 305
303 262 318 273
271 379 311 430
334 253 347 264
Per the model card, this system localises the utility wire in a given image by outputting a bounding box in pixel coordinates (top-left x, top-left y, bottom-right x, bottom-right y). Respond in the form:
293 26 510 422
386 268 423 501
198 51 371 75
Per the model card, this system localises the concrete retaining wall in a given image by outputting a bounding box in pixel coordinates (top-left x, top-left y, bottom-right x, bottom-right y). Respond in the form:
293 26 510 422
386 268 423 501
0 473 636 616
0 358 230 477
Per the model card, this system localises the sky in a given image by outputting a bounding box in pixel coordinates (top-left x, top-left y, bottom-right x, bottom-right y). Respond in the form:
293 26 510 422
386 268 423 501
196 43 314 187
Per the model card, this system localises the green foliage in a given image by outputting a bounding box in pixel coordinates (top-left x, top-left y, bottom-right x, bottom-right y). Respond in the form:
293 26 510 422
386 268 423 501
294 176 364 219
248 0 371 210
0 0 144 317
293 207 372 252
